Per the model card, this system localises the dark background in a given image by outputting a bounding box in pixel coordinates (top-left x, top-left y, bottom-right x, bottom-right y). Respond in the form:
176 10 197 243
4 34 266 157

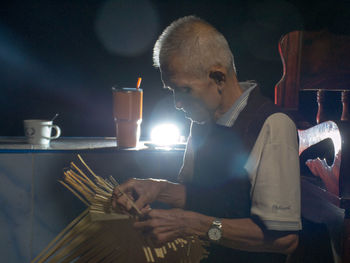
0 0 349 138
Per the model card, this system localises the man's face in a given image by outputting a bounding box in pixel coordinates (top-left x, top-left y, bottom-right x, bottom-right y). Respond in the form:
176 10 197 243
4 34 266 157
160 60 222 123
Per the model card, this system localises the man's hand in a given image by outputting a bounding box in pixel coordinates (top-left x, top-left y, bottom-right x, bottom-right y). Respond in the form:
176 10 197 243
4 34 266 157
112 178 186 214
112 178 166 214
134 208 211 244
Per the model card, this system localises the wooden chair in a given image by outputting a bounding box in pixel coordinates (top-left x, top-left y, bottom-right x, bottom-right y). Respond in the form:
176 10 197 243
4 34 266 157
275 30 350 263
275 30 350 125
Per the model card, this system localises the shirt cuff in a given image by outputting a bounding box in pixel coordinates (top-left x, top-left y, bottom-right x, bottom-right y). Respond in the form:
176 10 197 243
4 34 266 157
262 219 302 231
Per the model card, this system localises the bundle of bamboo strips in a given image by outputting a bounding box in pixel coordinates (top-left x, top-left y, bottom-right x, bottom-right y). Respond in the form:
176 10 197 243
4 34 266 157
31 154 208 263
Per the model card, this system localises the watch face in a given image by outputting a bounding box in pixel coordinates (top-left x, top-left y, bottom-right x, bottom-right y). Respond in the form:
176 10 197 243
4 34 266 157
208 227 222 241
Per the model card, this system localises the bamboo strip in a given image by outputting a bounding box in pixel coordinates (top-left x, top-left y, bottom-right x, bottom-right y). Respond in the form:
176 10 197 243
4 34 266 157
103 178 114 190
66 170 96 195
70 162 96 187
108 175 119 187
100 249 121 263
68 169 101 194
86 245 116 263
60 236 98 263
78 236 112 263
77 154 97 177
47 220 101 262
76 155 112 192
89 231 124 259
31 208 89 263
89 210 129 221
66 170 93 190
66 170 96 197
187 241 192 257
63 175 94 203
58 181 90 206
34 211 92 263
147 246 155 262
59 222 118 263
114 185 142 215
171 242 177 251
143 246 151 262
63 176 94 201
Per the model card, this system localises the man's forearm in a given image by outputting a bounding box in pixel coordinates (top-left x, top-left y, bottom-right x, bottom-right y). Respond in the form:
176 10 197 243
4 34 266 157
220 218 298 254
157 181 186 208
184 212 298 255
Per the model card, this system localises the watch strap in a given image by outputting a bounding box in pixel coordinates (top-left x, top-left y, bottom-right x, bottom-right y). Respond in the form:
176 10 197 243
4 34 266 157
212 218 222 229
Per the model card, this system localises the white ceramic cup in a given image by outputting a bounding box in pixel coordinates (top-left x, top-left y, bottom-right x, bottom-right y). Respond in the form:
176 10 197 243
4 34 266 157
24 119 61 145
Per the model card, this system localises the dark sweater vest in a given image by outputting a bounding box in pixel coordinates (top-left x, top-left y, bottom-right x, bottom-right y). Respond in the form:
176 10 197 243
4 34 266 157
185 88 293 263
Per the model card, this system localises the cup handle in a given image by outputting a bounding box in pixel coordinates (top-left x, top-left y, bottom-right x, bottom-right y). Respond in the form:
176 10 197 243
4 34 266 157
50 125 61 140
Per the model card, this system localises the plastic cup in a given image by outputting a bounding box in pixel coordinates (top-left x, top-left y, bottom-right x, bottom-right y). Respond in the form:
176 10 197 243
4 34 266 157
112 87 143 148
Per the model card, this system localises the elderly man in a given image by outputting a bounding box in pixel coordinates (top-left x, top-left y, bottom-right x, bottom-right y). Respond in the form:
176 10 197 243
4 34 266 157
113 16 301 262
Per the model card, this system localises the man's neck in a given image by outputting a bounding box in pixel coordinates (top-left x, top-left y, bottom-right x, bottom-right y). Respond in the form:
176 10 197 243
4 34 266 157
214 77 242 121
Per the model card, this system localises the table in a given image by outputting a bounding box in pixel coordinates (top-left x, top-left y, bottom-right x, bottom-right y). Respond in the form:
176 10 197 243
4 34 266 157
0 137 185 262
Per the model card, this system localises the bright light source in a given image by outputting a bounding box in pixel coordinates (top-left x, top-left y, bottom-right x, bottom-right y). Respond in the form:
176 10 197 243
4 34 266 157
151 124 180 146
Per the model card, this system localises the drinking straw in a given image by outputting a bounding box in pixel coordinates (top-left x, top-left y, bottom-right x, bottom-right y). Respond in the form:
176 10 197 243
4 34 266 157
136 77 142 90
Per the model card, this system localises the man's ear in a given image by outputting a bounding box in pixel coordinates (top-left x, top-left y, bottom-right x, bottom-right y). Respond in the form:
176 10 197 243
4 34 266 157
209 70 226 94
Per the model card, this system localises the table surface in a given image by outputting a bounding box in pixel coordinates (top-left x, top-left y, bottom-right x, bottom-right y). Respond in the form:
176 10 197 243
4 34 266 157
0 137 186 152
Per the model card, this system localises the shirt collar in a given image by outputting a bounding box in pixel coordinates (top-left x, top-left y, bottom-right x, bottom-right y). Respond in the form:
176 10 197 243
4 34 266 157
216 81 257 127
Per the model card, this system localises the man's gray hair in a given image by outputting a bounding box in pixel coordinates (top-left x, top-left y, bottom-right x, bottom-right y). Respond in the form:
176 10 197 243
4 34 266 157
153 16 236 76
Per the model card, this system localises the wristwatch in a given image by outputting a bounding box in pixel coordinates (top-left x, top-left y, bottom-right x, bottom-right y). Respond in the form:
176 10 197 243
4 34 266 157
208 218 222 242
